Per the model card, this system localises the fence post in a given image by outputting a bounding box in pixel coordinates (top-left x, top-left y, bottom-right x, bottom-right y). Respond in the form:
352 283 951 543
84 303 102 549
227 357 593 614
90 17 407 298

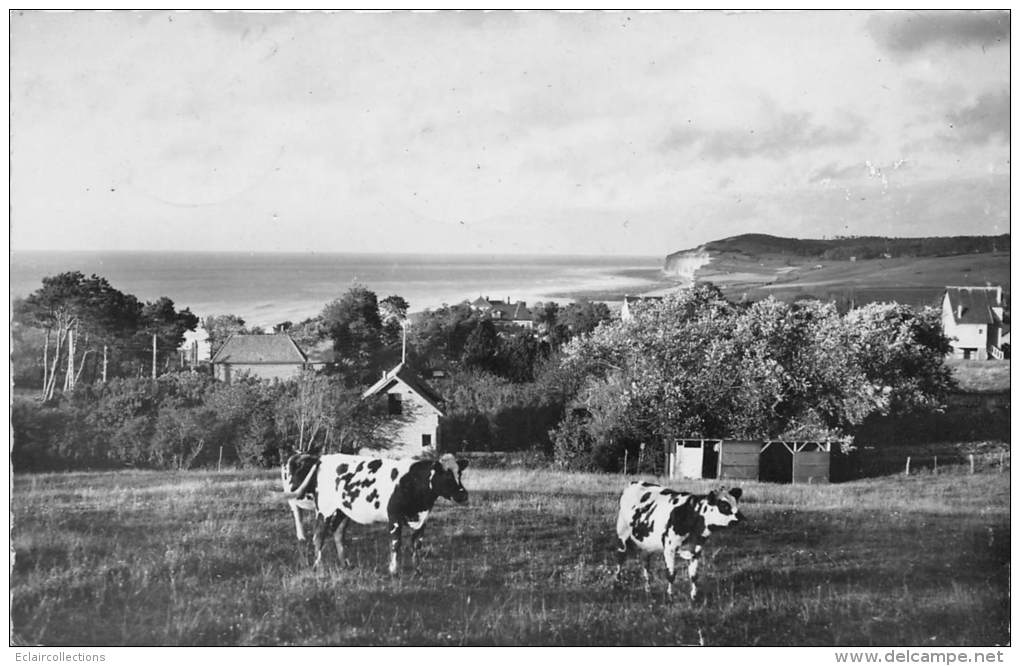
623 450 628 476
218 446 223 472
905 456 911 476
1000 452 1005 473
933 455 938 475
969 454 975 475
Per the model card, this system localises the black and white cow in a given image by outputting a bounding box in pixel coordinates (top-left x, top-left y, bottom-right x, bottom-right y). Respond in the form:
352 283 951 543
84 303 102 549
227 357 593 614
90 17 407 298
280 449 321 542
311 453 469 575
615 481 745 600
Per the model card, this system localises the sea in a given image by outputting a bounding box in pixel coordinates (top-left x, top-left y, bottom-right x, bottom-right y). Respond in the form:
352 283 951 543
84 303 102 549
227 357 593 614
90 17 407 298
10 251 679 328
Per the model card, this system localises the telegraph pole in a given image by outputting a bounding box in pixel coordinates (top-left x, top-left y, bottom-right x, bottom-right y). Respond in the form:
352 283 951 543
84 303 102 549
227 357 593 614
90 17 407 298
152 333 157 379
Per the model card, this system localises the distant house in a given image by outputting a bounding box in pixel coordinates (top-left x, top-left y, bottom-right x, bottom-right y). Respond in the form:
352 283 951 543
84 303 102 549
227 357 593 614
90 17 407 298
362 363 445 458
469 296 534 329
620 295 663 322
211 333 312 383
941 286 1006 360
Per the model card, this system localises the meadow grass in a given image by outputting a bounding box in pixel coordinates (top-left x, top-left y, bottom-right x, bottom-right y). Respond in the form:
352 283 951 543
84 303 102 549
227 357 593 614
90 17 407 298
946 359 1011 393
10 465 1009 646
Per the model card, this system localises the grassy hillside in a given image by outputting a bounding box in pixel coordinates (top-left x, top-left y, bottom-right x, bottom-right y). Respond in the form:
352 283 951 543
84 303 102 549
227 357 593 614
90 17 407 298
693 250 1009 306
678 233 1009 261
11 465 1009 646
663 234 1010 306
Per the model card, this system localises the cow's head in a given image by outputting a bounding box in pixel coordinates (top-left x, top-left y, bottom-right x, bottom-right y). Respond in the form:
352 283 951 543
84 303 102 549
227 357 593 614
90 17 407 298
700 487 745 528
431 454 469 504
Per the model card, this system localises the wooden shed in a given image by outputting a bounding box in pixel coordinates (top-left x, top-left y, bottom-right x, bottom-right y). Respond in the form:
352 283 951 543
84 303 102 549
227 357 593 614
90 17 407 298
759 441 831 484
666 439 761 481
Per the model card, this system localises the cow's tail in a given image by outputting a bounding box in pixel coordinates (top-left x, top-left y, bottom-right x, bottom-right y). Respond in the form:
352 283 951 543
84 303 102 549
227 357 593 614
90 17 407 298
280 460 319 500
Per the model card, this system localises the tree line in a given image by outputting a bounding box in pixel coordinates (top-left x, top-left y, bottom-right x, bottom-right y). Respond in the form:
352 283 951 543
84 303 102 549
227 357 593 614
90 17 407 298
11 273 956 473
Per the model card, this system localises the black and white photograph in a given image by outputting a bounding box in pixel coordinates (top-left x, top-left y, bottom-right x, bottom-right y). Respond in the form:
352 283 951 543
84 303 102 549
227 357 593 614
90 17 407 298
8 9 1011 651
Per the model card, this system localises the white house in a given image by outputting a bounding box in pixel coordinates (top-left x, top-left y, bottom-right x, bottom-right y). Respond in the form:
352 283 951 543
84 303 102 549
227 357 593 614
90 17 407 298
361 363 445 458
941 286 1006 360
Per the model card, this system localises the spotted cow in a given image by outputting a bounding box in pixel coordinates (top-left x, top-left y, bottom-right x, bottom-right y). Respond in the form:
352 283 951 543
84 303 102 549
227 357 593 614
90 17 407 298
280 449 322 542
615 482 744 600
312 453 469 575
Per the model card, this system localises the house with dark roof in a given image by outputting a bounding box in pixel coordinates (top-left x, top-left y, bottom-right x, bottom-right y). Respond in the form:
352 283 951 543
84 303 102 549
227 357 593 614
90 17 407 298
362 363 445 458
469 296 534 329
211 333 314 383
941 286 1006 360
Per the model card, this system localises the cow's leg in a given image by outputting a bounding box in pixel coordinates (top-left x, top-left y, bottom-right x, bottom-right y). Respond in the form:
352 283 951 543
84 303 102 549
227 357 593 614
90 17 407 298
332 515 352 568
410 523 428 574
613 538 629 585
312 511 341 570
641 553 654 594
687 555 701 602
288 499 306 542
663 547 680 598
388 521 403 576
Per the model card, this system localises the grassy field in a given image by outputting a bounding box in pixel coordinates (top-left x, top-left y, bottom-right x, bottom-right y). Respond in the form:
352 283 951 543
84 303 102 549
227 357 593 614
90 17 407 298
947 358 1011 393
10 465 1010 646
692 251 1010 306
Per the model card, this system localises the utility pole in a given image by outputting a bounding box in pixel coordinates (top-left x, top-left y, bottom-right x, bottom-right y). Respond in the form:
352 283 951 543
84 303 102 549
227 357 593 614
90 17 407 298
102 345 108 383
152 333 157 380
401 320 407 364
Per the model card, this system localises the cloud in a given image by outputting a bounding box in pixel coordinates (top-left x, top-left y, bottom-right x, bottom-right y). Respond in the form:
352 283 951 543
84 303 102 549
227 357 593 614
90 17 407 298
944 91 1010 144
661 112 861 161
867 11 1009 54
808 159 909 186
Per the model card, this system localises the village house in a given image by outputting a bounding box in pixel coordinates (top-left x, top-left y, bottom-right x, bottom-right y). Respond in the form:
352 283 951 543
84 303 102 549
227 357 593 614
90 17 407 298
211 333 316 383
941 286 1007 360
361 363 445 458
469 296 534 329
620 295 664 321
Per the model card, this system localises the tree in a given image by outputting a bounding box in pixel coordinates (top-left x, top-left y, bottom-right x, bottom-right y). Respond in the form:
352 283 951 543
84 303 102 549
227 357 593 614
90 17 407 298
203 314 248 358
844 303 955 414
319 284 385 383
552 285 923 470
379 295 411 349
406 302 478 368
560 299 612 337
15 272 143 399
461 319 502 375
136 297 200 376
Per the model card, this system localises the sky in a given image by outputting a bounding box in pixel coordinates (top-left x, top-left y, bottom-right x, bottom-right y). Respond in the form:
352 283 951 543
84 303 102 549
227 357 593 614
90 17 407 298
9 10 1011 256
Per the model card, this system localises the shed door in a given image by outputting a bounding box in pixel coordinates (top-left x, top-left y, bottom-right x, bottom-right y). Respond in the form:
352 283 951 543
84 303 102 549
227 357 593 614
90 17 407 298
676 442 705 479
792 450 830 484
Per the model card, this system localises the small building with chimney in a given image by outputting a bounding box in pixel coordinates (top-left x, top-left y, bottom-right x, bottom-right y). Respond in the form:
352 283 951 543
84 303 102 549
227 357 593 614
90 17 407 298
361 363 445 458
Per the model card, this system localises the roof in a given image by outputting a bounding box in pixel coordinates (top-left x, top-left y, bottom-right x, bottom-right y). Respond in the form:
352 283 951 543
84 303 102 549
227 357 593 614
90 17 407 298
362 363 445 415
211 334 308 365
471 296 531 321
491 300 532 321
944 287 1003 325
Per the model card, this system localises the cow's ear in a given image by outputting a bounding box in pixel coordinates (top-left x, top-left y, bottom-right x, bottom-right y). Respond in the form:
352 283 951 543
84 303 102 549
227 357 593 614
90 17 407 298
308 445 323 457
457 458 469 471
707 490 717 502
730 488 742 500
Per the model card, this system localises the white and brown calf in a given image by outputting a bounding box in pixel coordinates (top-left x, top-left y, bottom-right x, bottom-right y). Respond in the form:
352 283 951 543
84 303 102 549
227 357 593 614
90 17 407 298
280 450 321 542
312 453 469 575
615 481 745 601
